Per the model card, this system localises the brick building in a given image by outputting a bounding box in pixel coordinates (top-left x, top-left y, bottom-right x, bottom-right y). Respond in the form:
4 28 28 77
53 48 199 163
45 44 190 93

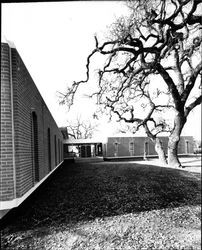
0 42 64 218
104 135 195 158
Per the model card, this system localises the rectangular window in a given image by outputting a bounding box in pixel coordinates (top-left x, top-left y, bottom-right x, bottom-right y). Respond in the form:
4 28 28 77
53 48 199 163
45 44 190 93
114 142 118 156
129 142 134 156
129 142 134 151
186 141 189 154
48 128 51 171
54 135 57 165
61 141 63 160
58 139 60 163
32 112 39 183
144 141 149 159
114 142 118 152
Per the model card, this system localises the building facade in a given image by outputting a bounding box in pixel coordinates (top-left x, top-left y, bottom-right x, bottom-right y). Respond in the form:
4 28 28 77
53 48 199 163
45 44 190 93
0 42 64 218
104 136 195 158
63 138 103 158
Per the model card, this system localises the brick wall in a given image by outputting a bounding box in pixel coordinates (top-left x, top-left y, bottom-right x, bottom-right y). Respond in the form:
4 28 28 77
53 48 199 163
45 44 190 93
0 43 15 201
178 136 194 154
1 42 63 201
106 136 194 157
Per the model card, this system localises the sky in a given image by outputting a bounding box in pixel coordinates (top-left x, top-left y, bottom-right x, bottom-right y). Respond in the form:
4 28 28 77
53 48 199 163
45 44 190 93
1 1 201 140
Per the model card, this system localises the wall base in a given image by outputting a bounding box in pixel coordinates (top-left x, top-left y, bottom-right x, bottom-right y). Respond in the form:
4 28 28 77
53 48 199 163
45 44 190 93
0 209 10 219
0 161 64 219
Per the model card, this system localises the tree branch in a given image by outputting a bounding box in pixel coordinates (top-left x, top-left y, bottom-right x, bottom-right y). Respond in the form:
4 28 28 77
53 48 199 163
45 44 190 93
156 63 182 110
181 61 202 104
185 95 202 117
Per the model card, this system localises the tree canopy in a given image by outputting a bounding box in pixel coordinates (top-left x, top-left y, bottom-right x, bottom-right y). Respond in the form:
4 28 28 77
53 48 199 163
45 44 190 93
61 0 202 166
66 116 98 139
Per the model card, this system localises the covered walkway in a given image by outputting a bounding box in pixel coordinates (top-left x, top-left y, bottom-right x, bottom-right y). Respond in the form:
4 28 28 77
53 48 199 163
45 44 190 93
63 138 103 158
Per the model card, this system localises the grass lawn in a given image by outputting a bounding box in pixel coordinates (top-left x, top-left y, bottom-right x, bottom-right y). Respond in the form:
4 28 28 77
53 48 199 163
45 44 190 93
0 159 201 249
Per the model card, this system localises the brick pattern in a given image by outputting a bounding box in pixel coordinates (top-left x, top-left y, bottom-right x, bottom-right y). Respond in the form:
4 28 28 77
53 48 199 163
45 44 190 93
0 43 15 201
106 136 194 157
1 43 63 201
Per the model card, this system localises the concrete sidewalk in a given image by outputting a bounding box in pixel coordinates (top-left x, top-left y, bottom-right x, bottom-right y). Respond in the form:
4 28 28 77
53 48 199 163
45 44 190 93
74 157 104 163
136 156 201 173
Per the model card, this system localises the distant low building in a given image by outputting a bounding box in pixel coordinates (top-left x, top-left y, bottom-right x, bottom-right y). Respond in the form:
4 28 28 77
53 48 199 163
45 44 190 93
62 135 195 159
63 138 103 158
103 135 195 158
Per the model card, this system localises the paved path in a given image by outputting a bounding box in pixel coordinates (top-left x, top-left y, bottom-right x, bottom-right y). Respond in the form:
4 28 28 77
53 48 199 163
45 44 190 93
136 156 201 173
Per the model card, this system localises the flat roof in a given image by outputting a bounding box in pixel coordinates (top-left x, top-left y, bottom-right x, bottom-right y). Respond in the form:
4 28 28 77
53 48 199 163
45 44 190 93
63 138 103 145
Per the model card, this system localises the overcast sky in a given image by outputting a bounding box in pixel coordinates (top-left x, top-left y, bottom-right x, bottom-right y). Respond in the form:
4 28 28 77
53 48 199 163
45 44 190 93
1 1 201 139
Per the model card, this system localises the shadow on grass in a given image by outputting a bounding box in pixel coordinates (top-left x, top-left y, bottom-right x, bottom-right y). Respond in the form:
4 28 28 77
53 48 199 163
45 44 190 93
1 159 201 234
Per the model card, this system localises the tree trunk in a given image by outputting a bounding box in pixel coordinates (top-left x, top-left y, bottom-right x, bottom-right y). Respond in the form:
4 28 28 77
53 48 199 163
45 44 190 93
167 112 186 168
154 138 167 166
143 124 167 166
167 136 181 167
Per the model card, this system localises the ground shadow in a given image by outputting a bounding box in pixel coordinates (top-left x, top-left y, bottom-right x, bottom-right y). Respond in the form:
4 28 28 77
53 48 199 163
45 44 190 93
1 159 201 234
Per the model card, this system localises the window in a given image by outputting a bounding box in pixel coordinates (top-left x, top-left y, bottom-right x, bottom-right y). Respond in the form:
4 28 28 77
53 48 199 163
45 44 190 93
144 141 148 159
186 141 189 154
58 139 60 163
54 135 57 165
129 141 134 156
61 141 63 160
48 128 51 171
31 112 39 182
114 142 119 156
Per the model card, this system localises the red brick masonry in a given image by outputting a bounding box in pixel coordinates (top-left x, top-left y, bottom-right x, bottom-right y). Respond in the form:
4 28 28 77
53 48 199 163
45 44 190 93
0 42 63 217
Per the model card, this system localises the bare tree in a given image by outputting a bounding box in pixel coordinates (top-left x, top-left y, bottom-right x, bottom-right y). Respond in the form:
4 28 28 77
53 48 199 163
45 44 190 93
66 116 98 139
61 0 202 167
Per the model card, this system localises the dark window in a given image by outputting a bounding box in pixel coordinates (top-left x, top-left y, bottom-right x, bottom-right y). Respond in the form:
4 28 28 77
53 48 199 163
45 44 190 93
129 142 134 156
144 141 148 156
48 128 51 171
186 141 189 154
61 141 63 160
114 142 118 152
32 112 39 182
54 135 57 165
58 139 60 163
129 142 134 151
114 142 119 156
